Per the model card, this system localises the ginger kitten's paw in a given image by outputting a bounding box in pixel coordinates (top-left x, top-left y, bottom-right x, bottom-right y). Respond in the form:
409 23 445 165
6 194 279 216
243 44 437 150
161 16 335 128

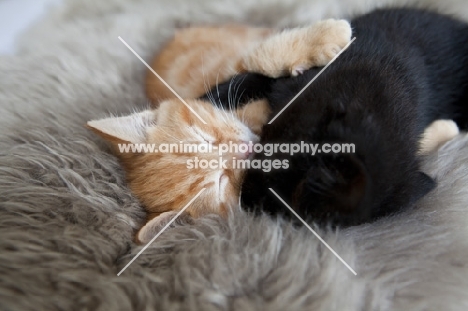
302 19 352 69
240 19 352 78
419 120 459 155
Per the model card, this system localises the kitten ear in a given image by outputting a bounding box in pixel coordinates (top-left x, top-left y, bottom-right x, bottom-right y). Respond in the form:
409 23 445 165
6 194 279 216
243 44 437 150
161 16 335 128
87 110 157 144
408 172 436 204
136 211 192 244
236 99 271 135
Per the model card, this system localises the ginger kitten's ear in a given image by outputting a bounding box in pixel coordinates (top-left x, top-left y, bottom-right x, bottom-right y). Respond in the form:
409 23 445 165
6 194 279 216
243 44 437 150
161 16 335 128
236 99 271 135
87 110 157 144
136 211 181 244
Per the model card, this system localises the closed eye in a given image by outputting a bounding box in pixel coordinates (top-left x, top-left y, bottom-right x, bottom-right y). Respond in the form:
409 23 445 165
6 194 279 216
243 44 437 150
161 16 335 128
192 127 216 143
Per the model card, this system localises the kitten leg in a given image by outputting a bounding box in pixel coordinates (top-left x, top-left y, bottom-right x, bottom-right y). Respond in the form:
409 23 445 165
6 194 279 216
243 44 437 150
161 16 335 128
419 120 459 155
238 19 352 78
136 211 180 244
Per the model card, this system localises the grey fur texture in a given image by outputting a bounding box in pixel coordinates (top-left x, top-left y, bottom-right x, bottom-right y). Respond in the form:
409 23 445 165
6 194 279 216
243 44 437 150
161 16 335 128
1 0 468 310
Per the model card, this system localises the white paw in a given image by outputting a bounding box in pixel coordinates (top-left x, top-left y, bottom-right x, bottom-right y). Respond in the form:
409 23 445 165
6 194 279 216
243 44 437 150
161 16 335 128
419 119 459 155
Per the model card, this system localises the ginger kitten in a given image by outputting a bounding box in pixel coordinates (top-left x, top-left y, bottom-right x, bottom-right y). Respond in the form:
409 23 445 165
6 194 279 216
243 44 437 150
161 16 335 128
88 98 270 243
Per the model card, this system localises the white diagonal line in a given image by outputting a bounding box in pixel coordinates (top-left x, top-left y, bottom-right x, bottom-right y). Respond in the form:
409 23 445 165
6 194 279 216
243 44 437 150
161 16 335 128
268 37 356 124
117 188 206 276
118 36 207 124
268 188 357 275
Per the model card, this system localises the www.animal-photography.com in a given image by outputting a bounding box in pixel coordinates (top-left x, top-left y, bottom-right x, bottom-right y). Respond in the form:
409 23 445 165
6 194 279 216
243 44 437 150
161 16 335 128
2 0 468 310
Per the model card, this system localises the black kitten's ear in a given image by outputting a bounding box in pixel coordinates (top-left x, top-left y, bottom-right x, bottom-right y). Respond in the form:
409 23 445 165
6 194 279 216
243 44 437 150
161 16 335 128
295 154 371 225
409 172 436 204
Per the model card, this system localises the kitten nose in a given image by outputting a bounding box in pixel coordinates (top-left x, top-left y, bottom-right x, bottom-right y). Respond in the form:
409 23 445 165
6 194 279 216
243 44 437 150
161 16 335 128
236 141 251 159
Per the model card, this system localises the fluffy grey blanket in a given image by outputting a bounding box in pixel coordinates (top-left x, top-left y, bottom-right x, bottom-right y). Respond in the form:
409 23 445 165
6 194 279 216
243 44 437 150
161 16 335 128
2 0 468 310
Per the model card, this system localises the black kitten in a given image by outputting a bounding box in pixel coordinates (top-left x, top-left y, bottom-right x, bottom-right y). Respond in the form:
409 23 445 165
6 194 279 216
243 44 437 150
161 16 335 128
202 8 468 226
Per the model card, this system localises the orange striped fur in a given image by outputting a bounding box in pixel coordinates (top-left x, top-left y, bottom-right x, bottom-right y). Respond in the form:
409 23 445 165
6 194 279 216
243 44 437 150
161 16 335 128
146 19 352 103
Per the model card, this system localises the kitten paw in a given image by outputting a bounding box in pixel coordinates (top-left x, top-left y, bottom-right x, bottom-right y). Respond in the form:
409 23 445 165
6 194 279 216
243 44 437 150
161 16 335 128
291 64 307 76
419 119 459 155
304 19 352 67
240 19 352 78
286 19 351 75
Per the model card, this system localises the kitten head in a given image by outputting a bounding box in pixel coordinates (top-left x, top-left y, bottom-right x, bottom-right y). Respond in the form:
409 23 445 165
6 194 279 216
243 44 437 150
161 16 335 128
87 98 270 222
234 64 437 226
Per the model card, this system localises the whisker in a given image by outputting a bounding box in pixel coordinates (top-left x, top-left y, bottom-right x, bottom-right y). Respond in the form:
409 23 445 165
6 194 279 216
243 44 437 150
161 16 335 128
215 69 230 124
237 89 247 123
227 74 233 111
200 58 226 122
231 73 242 110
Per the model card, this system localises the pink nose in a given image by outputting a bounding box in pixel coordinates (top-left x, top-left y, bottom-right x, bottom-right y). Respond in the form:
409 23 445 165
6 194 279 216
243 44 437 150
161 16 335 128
236 141 251 159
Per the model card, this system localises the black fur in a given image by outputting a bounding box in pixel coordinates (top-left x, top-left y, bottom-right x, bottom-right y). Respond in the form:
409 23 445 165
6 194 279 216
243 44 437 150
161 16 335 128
202 8 468 226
